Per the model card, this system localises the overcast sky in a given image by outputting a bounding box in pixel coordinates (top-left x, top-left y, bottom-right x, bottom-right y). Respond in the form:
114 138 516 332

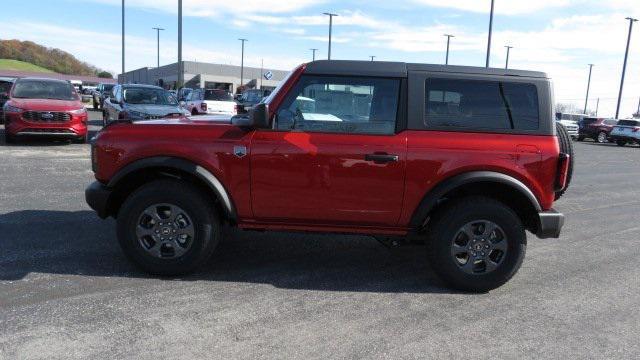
1 0 640 117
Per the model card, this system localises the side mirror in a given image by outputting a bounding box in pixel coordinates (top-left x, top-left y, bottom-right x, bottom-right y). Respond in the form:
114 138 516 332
232 103 269 128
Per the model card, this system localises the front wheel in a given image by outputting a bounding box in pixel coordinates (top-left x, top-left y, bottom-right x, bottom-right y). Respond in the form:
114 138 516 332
426 196 526 292
596 131 608 144
4 132 16 144
117 179 221 275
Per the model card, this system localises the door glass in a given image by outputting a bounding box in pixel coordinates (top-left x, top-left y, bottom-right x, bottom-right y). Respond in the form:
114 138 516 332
276 76 400 135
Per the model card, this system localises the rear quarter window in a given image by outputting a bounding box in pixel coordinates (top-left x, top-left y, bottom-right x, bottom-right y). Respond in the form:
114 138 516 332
425 78 539 131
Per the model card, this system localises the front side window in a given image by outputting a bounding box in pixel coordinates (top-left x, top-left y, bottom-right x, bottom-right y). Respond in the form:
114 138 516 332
12 80 78 101
425 78 539 131
276 76 400 135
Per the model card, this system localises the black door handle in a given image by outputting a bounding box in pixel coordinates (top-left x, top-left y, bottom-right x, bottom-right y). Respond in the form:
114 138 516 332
365 153 399 164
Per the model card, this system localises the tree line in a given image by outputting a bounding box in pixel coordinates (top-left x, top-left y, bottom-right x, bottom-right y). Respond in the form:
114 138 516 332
0 39 113 78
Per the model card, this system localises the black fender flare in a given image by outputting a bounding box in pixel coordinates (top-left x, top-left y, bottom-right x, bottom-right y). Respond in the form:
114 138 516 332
108 156 237 221
409 171 541 229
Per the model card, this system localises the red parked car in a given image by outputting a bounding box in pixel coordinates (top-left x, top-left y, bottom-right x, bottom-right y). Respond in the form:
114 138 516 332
3 77 89 144
86 61 571 292
577 117 618 143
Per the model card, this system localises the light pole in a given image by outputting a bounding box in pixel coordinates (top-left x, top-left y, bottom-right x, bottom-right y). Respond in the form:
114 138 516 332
583 64 594 114
239 38 247 88
310 48 318 61
486 0 495 68
323 13 338 60
260 58 263 89
616 17 637 119
444 34 454 65
504 45 513 69
178 0 183 89
152 27 165 68
370 56 376 61
121 0 125 83
595 98 600 117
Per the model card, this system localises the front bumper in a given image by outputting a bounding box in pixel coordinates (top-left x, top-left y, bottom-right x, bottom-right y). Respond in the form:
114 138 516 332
85 181 113 219
535 209 565 239
5 114 87 138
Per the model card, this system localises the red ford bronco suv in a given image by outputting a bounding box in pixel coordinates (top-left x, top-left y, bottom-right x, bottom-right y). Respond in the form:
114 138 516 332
86 61 572 292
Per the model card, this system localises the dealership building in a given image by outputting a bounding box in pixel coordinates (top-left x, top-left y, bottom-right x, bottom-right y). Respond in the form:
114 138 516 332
118 61 289 93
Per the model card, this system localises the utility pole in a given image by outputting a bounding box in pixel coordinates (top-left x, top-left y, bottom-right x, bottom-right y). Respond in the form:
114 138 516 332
583 64 594 114
595 98 600 117
616 17 637 119
178 0 183 89
239 39 247 88
504 45 513 69
486 0 495 68
444 34 454 65
121 0 125 83
323 13 338 60
260 58 263 89
370 56 376 61
310 48 318 61
152 27 165 68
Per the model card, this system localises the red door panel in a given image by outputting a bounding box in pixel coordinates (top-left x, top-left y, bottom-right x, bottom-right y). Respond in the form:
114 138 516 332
250 131 407 226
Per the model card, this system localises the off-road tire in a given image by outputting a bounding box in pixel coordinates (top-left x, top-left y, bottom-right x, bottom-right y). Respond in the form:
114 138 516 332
555 122 574 200
117 179 221 276
426 196 526 293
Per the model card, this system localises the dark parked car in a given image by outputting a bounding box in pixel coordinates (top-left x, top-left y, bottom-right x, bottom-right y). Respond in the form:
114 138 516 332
0 77 16 124
578 117 618 143
236 88 272 113
102 84 187 126
92 83 116 110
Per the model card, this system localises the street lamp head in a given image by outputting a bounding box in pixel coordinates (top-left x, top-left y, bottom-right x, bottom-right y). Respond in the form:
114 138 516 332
238 38 248 42
444 34 455 38
625 17 638 22
323 12 338 16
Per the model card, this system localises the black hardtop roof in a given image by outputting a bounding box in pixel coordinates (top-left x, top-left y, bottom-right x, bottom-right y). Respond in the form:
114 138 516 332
305 60 548 79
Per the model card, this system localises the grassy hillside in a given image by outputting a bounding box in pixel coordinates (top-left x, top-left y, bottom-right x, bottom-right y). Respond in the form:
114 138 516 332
0 59 54 73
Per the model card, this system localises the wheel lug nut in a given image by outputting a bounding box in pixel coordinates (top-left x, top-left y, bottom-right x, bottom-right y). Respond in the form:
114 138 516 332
485 245 490 249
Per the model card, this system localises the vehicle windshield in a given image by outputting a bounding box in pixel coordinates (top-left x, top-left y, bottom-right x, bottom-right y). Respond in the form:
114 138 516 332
11 79 78 100
618 120 639 127
204 89 233 101
123 88 177 105
582 118 599 124
103 84 114 92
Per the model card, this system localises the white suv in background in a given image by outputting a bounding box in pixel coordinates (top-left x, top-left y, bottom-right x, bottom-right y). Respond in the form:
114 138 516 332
556 112 585 139
183 88 237 116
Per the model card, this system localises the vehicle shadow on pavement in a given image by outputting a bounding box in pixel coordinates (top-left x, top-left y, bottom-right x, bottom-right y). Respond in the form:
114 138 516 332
0 129 100 147
0 210 454 294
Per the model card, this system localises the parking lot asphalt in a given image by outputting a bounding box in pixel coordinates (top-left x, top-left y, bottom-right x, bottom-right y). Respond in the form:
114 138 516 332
1 111 639 359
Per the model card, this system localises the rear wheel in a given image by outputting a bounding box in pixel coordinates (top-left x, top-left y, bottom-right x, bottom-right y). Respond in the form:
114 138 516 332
191 109 198 116
117 179 221 275
576 135 585 141
555 123 574 200
616 140 627 147
596 131 608 144
426 196 526 292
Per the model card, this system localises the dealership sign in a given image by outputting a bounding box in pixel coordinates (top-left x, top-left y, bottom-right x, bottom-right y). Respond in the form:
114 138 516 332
263 71 273 80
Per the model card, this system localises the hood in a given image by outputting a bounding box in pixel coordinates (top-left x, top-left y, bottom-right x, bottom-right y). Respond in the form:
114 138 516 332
126 104 184 116
134 114 234 125
10 98 83 111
